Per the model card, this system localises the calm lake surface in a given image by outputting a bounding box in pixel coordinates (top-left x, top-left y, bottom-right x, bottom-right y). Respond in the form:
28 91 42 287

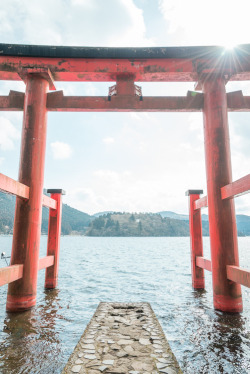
0 236 249 374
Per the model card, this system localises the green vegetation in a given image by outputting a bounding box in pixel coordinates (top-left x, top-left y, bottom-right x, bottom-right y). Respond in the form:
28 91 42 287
86 212 201 237
0 192 93 235
0 192 249 236
41 203 93 235
0 193 15 234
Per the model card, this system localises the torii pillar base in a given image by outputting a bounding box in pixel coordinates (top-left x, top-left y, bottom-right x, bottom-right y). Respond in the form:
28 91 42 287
202 76 242 313
6 74 49 312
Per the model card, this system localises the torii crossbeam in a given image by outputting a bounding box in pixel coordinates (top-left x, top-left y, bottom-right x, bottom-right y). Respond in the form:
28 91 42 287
0 43 250 313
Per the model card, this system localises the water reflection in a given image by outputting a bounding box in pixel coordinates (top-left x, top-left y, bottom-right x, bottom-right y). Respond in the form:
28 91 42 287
206 311 248 374
0 236 249 373
184 290 248 373
1 289 63 374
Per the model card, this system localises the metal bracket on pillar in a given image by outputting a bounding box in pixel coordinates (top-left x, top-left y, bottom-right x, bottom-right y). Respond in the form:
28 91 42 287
18 67 56 90
108 84 117 101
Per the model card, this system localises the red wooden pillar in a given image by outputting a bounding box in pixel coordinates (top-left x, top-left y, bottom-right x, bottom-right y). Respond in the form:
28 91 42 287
45 189 65 289
7 74 49 312
186 190 205 289
202 76 242 312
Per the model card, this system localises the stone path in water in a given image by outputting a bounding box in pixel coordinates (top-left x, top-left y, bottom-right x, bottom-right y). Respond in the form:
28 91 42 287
62 302 182 374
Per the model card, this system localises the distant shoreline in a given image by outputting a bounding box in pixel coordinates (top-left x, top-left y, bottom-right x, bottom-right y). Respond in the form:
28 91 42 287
1 234 249 237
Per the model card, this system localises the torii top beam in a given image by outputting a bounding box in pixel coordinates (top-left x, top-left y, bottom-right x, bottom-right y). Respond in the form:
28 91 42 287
1 43 250 83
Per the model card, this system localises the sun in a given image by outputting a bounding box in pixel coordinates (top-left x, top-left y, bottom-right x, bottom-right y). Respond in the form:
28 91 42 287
223 42 237 51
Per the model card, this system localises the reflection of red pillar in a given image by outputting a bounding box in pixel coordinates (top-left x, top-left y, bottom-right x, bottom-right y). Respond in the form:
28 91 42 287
45 190 64 289
202 77 242 312
186 190 205 289
7 75 49 312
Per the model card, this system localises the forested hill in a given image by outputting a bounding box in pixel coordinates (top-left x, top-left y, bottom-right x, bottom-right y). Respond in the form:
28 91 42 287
0 192 93 235
1 192 249 236
86 212 249 237
86 212 209 237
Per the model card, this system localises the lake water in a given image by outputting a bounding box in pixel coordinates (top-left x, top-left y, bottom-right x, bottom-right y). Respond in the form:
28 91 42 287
0 236 249 373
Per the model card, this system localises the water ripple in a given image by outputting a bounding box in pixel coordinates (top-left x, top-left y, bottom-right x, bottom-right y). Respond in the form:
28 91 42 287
0 236 249 373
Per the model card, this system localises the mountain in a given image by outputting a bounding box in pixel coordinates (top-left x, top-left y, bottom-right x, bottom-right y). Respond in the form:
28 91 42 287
0 193 16 234
92 211 115 218
158 211 189 220
41 203 93 235
235 215 250 236
1 192 249 236
158 211 250 235
0 192 93 235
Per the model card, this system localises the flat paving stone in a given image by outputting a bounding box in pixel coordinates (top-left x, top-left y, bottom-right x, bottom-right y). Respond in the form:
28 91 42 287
62 302 182 373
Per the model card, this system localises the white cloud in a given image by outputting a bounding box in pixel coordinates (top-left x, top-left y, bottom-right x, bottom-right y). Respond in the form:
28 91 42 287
102 136 115 145
85 83 99 96
159 0 250 46
0 81 25 96
83 166 204 214
0 0 152 47
2 0 249 217
64 187 108 214
0 117 20 150
70 0 96 8
234 195 250 215
228 116 250 186
50 141 72 160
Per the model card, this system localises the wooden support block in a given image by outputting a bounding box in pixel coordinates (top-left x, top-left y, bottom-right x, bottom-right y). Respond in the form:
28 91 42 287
196 256 212 272
227 265 250 288
38 256 54 271
221 174 250 200
0 265 23 287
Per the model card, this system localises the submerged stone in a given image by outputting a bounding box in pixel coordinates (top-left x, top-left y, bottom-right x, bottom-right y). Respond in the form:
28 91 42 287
62 302 182 374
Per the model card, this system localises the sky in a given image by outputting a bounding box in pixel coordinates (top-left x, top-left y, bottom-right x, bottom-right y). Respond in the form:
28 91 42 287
0 0 250 215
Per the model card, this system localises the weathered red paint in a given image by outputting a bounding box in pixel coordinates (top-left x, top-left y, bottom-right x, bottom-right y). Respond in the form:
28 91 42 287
0 56 198 82
0 173 29 199
221 174 250 200
0 172 58 209
0 91 24 111
194 195 208 210
227 91 250 111
18 67 55 90
42 194 57 209
2 90 250 112
47 92 204 112
227 265 250 288
38 256 54 271
187 192 205 289
1 44 250 83
0 257 54 288
6 74 49 312
196 257 212 272
0 43 249 314
202 76 242 312
0 265 23 287
45 193 63 289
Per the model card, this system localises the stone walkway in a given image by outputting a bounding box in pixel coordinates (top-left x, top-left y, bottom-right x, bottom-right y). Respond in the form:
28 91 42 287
62 302 182 374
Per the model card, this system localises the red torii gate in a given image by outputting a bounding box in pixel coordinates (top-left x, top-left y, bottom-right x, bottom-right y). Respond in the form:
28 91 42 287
0 43 249 313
